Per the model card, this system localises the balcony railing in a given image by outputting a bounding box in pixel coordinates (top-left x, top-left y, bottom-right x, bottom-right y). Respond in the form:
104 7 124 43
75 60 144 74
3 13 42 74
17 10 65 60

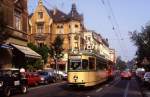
36 18 44 23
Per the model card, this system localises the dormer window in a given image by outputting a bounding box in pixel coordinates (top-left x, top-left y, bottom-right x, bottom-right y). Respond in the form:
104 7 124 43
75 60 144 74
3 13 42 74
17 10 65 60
38 12 43 19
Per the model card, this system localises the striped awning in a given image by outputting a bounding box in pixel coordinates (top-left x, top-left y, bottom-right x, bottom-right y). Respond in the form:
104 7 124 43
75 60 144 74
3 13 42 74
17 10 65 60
11 44 41 59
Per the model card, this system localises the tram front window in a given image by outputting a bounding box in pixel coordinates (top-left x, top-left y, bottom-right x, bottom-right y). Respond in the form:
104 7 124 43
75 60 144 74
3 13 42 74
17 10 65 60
70 61 81 70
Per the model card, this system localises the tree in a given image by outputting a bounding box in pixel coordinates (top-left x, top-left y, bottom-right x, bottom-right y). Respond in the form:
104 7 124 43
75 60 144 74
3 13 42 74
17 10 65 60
130 25 150 62
49 35 64 80
27 43 49 70
115 56 126 70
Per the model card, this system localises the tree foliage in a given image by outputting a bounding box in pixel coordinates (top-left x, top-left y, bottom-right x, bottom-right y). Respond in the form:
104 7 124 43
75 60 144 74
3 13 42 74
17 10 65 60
115 56 126 70
49 35 64 59
130 25 150 61
27 43 49 70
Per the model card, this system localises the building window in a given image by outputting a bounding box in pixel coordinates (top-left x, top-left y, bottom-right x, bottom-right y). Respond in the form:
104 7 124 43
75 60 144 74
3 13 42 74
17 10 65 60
88 37 91 41
88 46 91 49
57 25 60 28
74 42 78 49
57 25 63 29
38 12 43 19
60 25 63 28
75 24 78 28
14 11 22 30
37 23 44 33
38 43 44 47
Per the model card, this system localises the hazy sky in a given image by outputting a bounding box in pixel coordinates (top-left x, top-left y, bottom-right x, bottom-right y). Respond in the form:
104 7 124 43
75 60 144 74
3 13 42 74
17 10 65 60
28 0 150 61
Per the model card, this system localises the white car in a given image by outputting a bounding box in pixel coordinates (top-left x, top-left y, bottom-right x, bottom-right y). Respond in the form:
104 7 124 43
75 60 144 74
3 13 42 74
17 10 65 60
143 72 150 84
54 70 67 80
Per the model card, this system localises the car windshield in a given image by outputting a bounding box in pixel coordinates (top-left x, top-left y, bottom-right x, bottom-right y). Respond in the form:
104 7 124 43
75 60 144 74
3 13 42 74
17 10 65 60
38 72 48 75
0 70 12 77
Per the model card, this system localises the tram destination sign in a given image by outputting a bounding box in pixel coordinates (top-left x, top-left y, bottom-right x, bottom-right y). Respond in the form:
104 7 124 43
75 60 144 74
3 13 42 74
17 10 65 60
69 56 81 59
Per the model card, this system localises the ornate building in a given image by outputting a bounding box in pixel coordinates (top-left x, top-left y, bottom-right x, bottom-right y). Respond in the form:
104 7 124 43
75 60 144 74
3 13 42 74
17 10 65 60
28 0 52 47
28 0 84 70
28 0 116 70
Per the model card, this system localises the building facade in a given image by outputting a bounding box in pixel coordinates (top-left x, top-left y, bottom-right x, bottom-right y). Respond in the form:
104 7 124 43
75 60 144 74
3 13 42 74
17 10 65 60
28 0 52 47
28 0 116 70
28 0 84 70
0 0 41 68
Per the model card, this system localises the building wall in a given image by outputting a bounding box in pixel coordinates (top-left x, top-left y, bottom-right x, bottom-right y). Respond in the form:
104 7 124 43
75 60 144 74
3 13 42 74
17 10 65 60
0 0 28 68
29 1 52 47
1 0 28 46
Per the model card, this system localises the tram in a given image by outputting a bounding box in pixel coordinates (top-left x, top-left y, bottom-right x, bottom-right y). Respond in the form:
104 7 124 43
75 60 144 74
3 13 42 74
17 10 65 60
67 51 114 87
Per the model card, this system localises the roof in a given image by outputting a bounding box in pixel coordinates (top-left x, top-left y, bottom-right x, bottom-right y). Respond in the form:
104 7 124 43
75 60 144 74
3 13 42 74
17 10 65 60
29 13 33 18
51 9 68 22
68 3 83 21
44 6 53 17
11 44 41 59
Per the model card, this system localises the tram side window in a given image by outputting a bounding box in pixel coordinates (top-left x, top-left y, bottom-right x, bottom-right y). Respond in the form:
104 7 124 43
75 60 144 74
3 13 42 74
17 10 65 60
89 57 95 70
82 59 88 70
96 60 107 70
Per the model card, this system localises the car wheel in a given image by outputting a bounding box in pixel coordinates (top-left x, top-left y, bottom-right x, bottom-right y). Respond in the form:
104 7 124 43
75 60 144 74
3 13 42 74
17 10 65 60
34 82 38 86
4 87 11 97
44 80 48 84
52 78 57 83
21 85 27 94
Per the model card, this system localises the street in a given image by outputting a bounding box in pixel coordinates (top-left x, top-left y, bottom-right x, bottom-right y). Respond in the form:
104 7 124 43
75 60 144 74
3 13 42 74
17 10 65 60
10 77 142 97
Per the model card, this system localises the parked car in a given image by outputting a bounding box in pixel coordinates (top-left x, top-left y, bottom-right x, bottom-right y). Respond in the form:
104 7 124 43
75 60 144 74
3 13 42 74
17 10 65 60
25 72 41 86
38 71 55 84
54 70 67 80
120 70 132 80
136 68 145 80
143 72 150 85
0 68 28 97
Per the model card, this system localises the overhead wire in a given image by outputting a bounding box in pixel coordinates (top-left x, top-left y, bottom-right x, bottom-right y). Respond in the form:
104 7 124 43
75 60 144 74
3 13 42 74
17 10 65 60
106 0 129 60
99 0 128 61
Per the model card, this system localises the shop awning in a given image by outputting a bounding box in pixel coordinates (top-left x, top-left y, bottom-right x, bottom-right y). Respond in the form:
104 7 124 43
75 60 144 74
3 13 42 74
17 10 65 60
11 44 41 59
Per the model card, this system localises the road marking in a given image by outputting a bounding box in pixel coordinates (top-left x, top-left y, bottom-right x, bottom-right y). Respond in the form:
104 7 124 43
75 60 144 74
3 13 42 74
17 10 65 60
123 81 130 97
29 81 66 90
105 84 109 87
96 87 103 92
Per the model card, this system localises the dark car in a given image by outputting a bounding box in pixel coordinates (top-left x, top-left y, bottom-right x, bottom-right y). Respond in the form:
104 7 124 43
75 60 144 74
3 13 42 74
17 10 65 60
0 68 28 97
38 71 55 84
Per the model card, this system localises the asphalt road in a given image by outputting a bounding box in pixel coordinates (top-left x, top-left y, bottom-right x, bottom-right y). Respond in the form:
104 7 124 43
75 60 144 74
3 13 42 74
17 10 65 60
10 77 143 97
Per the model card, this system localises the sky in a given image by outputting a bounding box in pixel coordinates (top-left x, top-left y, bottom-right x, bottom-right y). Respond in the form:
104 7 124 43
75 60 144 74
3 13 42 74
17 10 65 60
28 0 150 61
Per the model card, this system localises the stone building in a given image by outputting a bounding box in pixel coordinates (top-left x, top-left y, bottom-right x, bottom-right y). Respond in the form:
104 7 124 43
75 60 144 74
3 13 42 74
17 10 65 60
28 0 116 71
0 0 41 68
28 0 84 70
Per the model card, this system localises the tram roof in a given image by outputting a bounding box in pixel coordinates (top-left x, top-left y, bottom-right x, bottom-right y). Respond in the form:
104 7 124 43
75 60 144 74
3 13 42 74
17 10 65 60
69 50 107 61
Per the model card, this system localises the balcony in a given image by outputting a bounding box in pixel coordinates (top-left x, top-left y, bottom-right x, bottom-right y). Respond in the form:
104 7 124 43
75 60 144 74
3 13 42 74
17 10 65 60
36 18 45 23
34 33 47 41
